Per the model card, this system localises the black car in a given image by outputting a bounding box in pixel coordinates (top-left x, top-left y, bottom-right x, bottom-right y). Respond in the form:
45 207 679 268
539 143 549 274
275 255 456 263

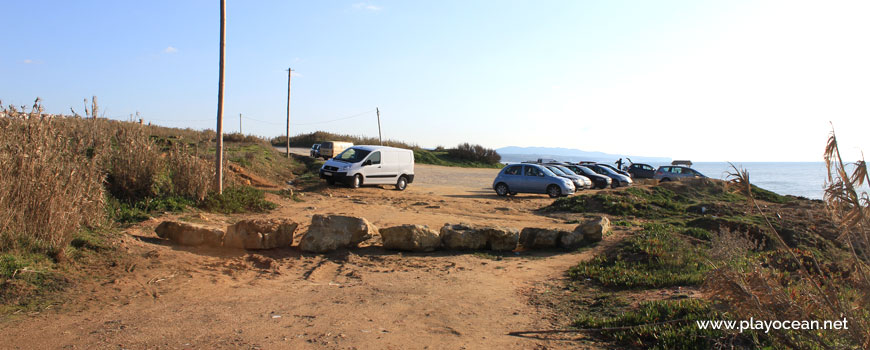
628 163 656 179
559 163 611 189
585 164 633 187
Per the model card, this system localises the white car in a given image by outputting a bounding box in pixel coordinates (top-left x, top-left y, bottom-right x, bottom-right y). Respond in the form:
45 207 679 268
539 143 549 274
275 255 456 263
320 145 415 190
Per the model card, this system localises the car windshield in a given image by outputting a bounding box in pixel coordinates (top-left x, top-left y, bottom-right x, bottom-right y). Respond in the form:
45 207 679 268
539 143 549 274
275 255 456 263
555 166 576 176
546 166 567 175
334 148 371 163
597 166 619 176
572 165 594 176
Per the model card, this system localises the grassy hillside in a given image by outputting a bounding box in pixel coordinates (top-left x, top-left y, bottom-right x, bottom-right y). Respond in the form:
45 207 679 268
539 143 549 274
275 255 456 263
546 170 868 348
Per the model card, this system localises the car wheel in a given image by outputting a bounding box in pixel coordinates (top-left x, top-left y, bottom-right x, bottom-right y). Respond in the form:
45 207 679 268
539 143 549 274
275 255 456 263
395 176 408 191
660 178 671 182
351 174 362 189
326 178 335 186
547 185 562 198
611 181 619 188
495 183 509 197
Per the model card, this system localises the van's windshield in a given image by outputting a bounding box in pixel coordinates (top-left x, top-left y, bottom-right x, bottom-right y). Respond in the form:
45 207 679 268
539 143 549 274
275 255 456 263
335 148 371 163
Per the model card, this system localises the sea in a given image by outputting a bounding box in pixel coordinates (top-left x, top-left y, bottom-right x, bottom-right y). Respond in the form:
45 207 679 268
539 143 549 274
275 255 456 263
654 162 829 200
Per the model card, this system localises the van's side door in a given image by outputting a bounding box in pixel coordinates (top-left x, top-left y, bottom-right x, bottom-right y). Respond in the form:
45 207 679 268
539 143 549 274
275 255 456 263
361 151 388 184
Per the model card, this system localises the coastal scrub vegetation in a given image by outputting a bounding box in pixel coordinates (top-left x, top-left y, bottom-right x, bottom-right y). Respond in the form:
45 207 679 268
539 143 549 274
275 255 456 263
551 128 868 349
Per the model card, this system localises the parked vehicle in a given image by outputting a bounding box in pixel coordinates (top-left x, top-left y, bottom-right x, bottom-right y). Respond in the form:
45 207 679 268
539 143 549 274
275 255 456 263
598 163 631 177
309 143 321 158
654 166 706 182
561 164 611 189
320 145 415 190
492 163 575 198
319 141 354 160
628 163 656 179
585 164 633 187
542 164 590 190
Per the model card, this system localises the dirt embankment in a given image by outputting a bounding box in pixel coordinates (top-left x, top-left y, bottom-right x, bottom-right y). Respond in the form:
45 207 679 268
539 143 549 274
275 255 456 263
1 161 619 350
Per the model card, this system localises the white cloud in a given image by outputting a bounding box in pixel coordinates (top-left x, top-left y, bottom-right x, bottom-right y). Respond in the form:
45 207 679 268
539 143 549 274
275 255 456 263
22 59 33 64
164 46 178 54
352 2 381 11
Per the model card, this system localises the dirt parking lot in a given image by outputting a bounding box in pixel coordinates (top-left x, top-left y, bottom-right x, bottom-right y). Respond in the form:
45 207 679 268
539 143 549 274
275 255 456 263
3 152 615 350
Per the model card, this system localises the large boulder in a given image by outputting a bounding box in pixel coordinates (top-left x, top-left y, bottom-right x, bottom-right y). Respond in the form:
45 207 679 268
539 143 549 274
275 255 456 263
440 223 487 250
578 216 610 243
479 226 519 251
380 224 441 252
155 221 224 247
519 228 566 249
224 219 298 249
559 230 586 249
299 215 378 253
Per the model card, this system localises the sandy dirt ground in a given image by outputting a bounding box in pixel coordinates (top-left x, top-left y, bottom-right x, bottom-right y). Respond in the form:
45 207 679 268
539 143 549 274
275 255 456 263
2 152 617 350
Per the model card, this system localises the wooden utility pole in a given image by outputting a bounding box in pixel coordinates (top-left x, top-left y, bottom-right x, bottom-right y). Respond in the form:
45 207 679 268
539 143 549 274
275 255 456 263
287 68 293 158
376 107 382 145
215 0 226 194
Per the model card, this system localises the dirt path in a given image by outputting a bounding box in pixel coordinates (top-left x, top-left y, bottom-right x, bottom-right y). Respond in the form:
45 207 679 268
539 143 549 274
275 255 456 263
2 162 614 350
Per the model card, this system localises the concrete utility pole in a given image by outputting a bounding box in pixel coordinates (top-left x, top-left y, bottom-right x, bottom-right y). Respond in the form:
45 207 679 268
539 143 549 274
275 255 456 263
287 68 293 158
376 107 382 145
239 113 242 134
215 0 226 194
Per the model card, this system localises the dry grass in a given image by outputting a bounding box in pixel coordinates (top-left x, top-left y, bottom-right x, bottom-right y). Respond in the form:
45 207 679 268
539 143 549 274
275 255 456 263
0 101 105 259
707 128 870 349
0 98 223 259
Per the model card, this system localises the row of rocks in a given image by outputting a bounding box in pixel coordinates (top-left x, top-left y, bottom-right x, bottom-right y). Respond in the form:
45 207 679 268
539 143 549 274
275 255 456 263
155 218 298 250
155 215 610 253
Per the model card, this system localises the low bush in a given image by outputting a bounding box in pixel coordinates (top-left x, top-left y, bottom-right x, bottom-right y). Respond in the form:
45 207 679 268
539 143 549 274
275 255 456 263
446 143 501 164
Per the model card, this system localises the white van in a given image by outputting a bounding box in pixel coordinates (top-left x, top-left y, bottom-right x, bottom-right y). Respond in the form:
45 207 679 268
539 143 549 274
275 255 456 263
319 141 354 160
319 145 415 190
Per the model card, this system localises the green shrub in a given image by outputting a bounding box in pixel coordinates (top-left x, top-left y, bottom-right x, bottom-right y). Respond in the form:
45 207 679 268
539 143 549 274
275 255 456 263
446 143 501 164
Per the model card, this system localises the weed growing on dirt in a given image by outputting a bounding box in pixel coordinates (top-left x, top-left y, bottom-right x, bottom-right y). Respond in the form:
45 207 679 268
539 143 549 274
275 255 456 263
569 225 708 289
201 186 277 214
574 299 759 350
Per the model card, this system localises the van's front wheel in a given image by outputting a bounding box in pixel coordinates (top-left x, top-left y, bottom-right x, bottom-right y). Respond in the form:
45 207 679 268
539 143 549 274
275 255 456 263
395 176 408 191
351 174 362 189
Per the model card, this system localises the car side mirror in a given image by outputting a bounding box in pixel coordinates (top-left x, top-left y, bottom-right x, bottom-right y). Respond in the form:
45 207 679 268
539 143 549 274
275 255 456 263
363 160 371 166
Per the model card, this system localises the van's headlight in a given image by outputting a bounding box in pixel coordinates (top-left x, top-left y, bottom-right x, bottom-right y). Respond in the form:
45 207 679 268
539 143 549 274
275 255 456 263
339 165 350 171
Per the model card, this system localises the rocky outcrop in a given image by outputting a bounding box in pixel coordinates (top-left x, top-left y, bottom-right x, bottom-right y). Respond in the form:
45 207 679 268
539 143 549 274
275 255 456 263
578 216 609 243
440 223 487 250
519 228 566 249
155 221 224 247
479 226 519 251
299 215 378 253
224 218 298 249
380 225 441 252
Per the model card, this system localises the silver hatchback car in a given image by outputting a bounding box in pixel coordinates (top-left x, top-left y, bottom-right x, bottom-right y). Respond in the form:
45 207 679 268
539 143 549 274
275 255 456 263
654 166 706 181
492 164 575 198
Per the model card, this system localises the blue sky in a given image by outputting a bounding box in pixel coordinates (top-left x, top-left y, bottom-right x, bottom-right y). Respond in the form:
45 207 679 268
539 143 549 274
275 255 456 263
3 1 868 161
